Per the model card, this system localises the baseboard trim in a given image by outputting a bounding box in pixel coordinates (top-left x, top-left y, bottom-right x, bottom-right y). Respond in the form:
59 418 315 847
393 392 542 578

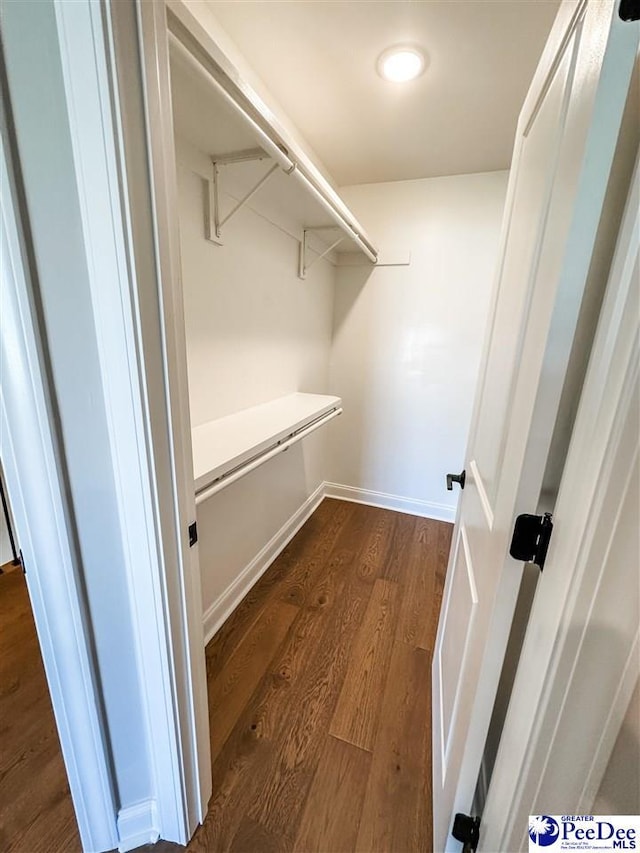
117 799 159 853
202 482 326 645
323 482 456 524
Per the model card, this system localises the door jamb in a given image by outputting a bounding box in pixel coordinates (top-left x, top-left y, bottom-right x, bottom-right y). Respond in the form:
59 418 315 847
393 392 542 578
2 0 211 846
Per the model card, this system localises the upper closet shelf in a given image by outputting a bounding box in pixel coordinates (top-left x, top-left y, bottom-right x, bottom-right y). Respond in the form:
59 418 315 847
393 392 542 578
167 0 378 277
192 393 342 503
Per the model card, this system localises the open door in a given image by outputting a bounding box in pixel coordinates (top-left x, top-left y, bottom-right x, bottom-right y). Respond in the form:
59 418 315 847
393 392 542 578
431 2 639 849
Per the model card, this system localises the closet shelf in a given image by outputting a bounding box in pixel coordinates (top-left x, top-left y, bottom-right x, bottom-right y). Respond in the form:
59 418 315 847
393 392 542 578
167 11 378 272
192 393 342 503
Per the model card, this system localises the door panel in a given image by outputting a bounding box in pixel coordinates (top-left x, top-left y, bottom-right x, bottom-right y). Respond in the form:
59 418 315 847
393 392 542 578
432 2 639 850
438 527 478 773
472 24 579 508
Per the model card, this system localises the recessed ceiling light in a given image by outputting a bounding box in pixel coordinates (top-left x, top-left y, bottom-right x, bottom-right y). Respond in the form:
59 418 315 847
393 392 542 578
377 46 426 83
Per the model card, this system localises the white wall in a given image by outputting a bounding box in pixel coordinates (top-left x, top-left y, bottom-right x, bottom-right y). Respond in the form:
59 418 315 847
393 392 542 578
175 137 335 621
328 171 508 520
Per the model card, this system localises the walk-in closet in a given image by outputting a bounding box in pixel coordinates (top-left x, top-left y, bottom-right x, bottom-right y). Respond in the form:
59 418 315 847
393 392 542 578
165 5 508 644
169 24 374 634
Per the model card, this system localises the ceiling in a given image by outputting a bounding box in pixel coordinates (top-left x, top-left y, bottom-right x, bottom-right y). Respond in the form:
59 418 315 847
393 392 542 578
206 0 560 187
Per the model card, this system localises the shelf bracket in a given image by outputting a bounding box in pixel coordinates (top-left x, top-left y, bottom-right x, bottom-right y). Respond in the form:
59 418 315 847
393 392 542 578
206 147 280 244
298 227 346 280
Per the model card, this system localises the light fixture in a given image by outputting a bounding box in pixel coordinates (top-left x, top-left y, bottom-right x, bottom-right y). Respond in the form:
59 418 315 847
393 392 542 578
377 45 426 83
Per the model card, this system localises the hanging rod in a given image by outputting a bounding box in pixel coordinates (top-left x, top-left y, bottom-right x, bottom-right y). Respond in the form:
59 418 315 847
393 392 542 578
167 29 377 265
194 406 342 505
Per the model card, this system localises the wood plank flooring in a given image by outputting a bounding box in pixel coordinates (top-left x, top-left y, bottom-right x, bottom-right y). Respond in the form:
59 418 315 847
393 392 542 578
187 497 452 853
1 498 451 853
0 570 81 853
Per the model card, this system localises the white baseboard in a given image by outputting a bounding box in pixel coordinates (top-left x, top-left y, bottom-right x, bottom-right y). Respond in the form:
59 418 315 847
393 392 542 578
117 799 159 853
323 482 456 524
202 482 325 645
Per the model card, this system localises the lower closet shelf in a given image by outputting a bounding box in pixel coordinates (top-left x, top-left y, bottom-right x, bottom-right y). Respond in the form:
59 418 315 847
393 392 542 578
192 392 342 503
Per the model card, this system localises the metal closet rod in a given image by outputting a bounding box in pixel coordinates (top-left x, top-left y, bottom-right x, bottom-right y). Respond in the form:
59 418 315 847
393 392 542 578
167 31 377 265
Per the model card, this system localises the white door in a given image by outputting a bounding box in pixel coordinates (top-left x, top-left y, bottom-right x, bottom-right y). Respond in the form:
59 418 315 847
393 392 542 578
480 150 640 853
431 3 639 850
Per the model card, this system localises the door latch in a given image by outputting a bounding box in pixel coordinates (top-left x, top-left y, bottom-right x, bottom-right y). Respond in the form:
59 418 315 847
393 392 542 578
452 813 481 852
509 512 553 570
188 521 198 547
446 469 466 490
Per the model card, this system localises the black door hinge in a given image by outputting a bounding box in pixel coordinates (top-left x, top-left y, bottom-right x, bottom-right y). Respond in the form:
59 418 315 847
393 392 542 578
188 521 198 547
619 0 640 21
452 813 481 852
510 512 553 570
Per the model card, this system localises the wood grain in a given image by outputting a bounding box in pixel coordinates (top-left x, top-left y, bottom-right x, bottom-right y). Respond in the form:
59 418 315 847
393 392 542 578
330 578 399 750
246 578 371 849
380 510 417 582
294 735 371 853
395 515 449 651
0 571 81 853
208 599 298 760
355 641 433 853
194 499 451 853
1 499 452 853
205 498 351 682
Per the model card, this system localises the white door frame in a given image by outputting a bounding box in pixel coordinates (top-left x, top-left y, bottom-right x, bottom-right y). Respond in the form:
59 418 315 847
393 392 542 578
1 0 210 848
108 0 213 833
53 0 211 841
0 79 118 853
480 149 640 851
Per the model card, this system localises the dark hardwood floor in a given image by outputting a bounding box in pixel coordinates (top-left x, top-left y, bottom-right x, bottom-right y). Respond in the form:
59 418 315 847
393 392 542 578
1 498 451 853
0 568 81 853
186 497 451 853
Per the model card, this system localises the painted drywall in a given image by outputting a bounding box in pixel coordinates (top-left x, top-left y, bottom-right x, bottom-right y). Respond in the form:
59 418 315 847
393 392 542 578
2 0 151 808
328 171 508 519
175 137 335 615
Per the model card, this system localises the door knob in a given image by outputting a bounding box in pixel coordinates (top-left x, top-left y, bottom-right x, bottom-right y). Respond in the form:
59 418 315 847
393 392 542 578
446 469 466 490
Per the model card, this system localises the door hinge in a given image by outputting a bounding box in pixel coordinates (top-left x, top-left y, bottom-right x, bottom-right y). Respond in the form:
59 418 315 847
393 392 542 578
619 0 640 22
452 813 481 852
188 521 198 547
510 512 553 570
